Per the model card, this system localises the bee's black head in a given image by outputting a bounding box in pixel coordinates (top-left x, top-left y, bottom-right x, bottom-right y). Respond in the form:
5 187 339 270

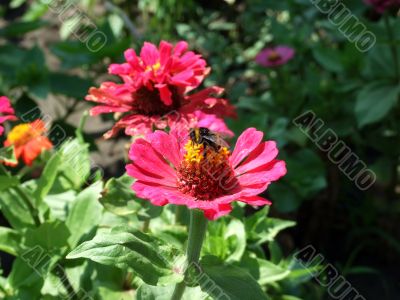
189 127 211 144
199 127 210 135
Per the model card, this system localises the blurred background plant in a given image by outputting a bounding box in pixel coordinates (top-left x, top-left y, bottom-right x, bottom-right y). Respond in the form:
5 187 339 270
0 0 399 299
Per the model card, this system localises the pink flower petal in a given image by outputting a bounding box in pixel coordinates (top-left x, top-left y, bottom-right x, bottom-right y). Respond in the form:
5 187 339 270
240 182 271 197
230 128 263 168
203 204 233 220
173 41 188 57
171 69 195 85
89 105 129 116
132 181 171 206
146 130 181 168
124 48 139 66
133 181 193 207
126 163 176 187
140 42 159 66
0 97 15 115
159 41 173 65
0 115 17 123
239 196 272 206
129 139 176 178
108 63 132 75
234 141 278 175
157 84 173 105
237 160 287 186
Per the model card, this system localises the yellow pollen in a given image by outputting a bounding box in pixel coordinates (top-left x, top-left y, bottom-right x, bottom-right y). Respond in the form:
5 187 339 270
178 141 235 200
183 140 230 165
7 123 39 146
145 61 161 72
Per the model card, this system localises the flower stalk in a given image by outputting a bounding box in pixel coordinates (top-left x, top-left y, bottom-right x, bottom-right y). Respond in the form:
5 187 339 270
171 209 208 300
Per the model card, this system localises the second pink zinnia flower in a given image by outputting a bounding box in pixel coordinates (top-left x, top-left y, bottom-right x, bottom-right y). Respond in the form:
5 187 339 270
86 41 235 138
126 128 287 220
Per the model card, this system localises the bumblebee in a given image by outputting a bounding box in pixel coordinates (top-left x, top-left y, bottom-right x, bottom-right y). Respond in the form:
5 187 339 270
189 127 229 151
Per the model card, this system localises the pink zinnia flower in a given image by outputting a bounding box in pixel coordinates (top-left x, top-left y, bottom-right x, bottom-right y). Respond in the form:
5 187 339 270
364 0 400 13
255 46 295 67
86 41 235 138
126 128 287 220
0 96 17 136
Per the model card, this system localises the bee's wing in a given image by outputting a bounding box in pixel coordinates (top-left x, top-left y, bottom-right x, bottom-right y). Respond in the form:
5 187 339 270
215 135 230 148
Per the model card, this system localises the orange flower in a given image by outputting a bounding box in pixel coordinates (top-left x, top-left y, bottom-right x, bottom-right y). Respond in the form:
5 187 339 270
4 120 53 166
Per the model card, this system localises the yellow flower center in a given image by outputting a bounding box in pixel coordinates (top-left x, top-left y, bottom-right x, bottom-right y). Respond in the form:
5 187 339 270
6 123 39 146
177 141 236 200
183 140 230 164
145 61 161 72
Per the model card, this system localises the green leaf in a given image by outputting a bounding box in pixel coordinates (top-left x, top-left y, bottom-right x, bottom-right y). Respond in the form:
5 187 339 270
199 255 267 300
136 284 206 300
268 241 283 264
97 287 135 300
268 183 300 213
283 149 327 200
67 226 183 285
57 139 91 189
10 0 26 8
0 20 47 37
100 174 162 219
355 81 400 128
34 152 62 204
44 191 77 220
66 181 103 248
24 221 70 253
17 46 49 100
363 45 398 79
225 219 246 262
246 208 295 245
257 259 291 285
0 175 19 192
7 258 44 296
237 254 290 285
100 175 139 216
14 94 39 120
49 73 93 99
203 219 246 261
0 146 17 166
285 258 320 285
253 218 295 245
0 227 22 256
312 47 344 73
0 187 36 229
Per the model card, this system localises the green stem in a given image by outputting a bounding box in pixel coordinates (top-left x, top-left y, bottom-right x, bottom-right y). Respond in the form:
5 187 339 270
175 205 185 225
53 264 78 300
142 219 150 232
76 110 89 144
171 209 208 300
